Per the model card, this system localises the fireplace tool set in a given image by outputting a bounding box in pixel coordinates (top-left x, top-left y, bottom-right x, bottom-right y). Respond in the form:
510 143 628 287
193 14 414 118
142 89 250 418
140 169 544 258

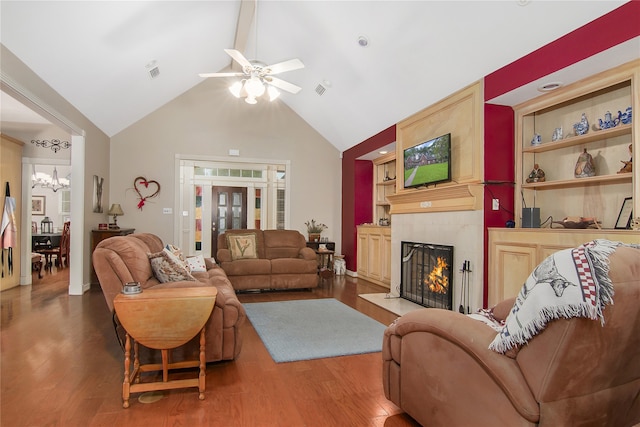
458 260 472 314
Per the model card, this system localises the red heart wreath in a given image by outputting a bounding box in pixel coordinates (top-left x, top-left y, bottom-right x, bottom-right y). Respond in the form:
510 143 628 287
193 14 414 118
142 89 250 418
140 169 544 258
133 176 160 210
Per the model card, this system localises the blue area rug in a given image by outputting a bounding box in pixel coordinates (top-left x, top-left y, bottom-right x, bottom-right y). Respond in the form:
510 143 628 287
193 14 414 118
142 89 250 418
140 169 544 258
243 298 387 363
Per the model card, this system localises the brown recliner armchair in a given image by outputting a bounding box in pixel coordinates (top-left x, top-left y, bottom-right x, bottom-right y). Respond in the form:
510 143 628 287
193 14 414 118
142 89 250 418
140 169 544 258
382 245 640 426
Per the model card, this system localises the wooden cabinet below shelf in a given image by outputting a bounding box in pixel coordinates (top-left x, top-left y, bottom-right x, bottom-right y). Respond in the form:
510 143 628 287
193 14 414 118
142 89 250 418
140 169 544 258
487 228 640 307
357 225 391 288
91 228 135 284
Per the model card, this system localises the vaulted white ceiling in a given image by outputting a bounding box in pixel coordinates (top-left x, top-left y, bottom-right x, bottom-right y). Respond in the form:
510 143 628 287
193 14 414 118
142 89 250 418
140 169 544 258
0 1 635 153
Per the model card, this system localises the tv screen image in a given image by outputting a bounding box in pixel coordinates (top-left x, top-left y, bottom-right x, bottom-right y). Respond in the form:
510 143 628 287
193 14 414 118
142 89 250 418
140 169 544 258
403 133 451 188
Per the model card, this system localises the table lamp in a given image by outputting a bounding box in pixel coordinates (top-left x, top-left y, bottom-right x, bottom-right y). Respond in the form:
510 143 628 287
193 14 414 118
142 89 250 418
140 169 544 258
108 203 124 229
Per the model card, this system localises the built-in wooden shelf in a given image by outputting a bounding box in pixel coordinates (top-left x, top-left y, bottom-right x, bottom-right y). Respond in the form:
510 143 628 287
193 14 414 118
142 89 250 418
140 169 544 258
522 124 631 154
521 173 632 190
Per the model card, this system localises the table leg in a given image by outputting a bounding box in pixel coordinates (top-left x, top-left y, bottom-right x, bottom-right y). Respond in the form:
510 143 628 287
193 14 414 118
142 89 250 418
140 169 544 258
161 349 169 383
133 341 140 384
199 327 206 400
122 333 131 408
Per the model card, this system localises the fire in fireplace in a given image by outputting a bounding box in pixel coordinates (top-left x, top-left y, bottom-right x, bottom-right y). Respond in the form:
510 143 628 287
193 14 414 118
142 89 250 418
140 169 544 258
400 241 454 309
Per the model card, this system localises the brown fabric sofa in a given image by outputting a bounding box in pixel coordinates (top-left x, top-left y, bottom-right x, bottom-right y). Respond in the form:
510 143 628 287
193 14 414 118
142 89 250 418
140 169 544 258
217 229 318 291
382 245 640 427
92 233 246 363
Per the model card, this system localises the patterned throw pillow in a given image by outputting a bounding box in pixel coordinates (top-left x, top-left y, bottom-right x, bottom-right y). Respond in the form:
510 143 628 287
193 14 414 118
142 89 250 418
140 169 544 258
165 244 186 265
227 233 258 260
148 249 196 283
186 255 207 272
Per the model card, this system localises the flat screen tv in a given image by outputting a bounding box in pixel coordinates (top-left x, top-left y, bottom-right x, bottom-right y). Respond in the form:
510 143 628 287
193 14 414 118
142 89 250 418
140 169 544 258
403 133 451 188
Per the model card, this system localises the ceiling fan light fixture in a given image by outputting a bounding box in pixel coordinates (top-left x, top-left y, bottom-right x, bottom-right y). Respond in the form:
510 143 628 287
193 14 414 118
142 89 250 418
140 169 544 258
245 77 266 97
245 96 257 105
229 80 244 98
267 85 280 101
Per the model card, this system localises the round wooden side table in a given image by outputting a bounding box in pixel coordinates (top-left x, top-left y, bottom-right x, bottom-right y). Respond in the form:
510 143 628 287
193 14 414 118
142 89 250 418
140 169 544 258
113 287 217 408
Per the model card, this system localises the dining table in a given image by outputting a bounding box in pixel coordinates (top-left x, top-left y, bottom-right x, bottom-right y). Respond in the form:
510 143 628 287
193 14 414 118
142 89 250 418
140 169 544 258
32 233 63 270
32 233 62 251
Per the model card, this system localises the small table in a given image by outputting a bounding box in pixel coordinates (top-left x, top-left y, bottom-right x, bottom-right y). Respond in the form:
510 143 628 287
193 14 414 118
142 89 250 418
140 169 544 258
306 241 336 278
315 249 335 278
113 287 217 408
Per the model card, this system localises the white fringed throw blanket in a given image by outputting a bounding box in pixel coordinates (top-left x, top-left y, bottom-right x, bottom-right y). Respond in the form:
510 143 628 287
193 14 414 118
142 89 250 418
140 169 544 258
489 239 639 354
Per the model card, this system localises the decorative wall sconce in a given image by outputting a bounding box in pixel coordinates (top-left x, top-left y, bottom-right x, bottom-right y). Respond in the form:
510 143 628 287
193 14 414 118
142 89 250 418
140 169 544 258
31 139 71 153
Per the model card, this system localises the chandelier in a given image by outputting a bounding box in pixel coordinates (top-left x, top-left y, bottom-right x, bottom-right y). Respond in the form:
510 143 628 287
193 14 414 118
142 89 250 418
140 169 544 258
32 165 70 192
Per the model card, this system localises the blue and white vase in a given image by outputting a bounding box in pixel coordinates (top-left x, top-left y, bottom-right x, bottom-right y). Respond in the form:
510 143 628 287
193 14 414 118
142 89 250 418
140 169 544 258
598 111 620 129
619 107 632 125
573 113 589 136
530 133 542 146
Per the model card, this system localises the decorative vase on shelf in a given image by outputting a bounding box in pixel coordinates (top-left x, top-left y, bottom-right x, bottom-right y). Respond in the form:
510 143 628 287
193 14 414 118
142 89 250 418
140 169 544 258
573 113 589 136
530 133 542 146
619 107 632 125
597 111 620 130
574 148 596 178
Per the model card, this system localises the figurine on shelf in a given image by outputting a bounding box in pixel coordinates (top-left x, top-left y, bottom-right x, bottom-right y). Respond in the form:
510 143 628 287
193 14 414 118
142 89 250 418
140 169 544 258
530 133 542 146
551 127 563 142
597 111 620 130
618 143 633 174
573 113 589 136
526 163 546 183
574 148 596 178
618 107 632 125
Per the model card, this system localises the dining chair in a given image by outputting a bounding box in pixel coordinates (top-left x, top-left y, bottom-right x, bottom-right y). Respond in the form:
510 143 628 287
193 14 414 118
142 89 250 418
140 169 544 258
38 221 70 270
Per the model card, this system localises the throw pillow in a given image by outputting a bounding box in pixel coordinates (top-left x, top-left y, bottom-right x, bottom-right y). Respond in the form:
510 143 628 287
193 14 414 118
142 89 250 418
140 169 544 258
186 255 207 272
165 244 186 265
148 250 196 283
227 233 258 260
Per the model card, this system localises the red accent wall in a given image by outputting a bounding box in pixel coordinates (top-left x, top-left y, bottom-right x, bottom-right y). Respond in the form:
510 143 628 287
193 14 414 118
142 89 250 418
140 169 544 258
484 1 640 101
342 126 396 271
482 104 515 307
354 160 374 226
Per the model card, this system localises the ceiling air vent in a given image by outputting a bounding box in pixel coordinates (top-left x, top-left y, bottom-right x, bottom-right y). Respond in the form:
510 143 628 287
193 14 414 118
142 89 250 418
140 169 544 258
148 66 160 79
315 84 326 96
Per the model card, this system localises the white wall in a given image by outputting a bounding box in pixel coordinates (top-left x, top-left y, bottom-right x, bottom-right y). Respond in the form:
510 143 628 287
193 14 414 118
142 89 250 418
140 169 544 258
391 210 484 313
109 77 342 253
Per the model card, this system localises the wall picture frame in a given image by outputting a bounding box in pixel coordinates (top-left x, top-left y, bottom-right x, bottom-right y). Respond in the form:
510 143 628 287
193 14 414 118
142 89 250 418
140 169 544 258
32 195 45 215
614 197 633 229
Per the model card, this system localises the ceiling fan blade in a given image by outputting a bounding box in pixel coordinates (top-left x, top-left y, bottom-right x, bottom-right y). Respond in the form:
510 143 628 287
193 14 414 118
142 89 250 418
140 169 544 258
265 58 304 75
267 77 302 94
199 72 245 78
224 49 252 69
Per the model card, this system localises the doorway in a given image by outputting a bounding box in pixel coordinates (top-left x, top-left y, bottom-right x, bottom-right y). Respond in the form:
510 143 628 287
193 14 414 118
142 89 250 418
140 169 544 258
177 158 290 258
211 186 247 255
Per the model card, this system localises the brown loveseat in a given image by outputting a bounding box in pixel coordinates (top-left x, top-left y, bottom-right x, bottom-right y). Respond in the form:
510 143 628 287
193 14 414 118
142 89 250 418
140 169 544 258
93 233 246 363
383 245 640 426
217 229 318 291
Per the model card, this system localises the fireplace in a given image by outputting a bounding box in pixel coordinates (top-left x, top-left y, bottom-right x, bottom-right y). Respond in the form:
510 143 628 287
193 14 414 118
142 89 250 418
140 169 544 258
400 241 454 309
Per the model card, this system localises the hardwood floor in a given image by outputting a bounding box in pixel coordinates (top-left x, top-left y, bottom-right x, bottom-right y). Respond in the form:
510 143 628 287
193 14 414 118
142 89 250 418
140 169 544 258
1 267 420 427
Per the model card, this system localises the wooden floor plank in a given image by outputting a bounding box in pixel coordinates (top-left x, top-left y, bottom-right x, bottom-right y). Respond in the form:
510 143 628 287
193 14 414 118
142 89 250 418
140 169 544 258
1 267 420 426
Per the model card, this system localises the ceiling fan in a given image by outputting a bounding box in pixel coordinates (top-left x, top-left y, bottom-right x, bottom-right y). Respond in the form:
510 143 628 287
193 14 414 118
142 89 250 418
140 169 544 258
199 49 304 104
